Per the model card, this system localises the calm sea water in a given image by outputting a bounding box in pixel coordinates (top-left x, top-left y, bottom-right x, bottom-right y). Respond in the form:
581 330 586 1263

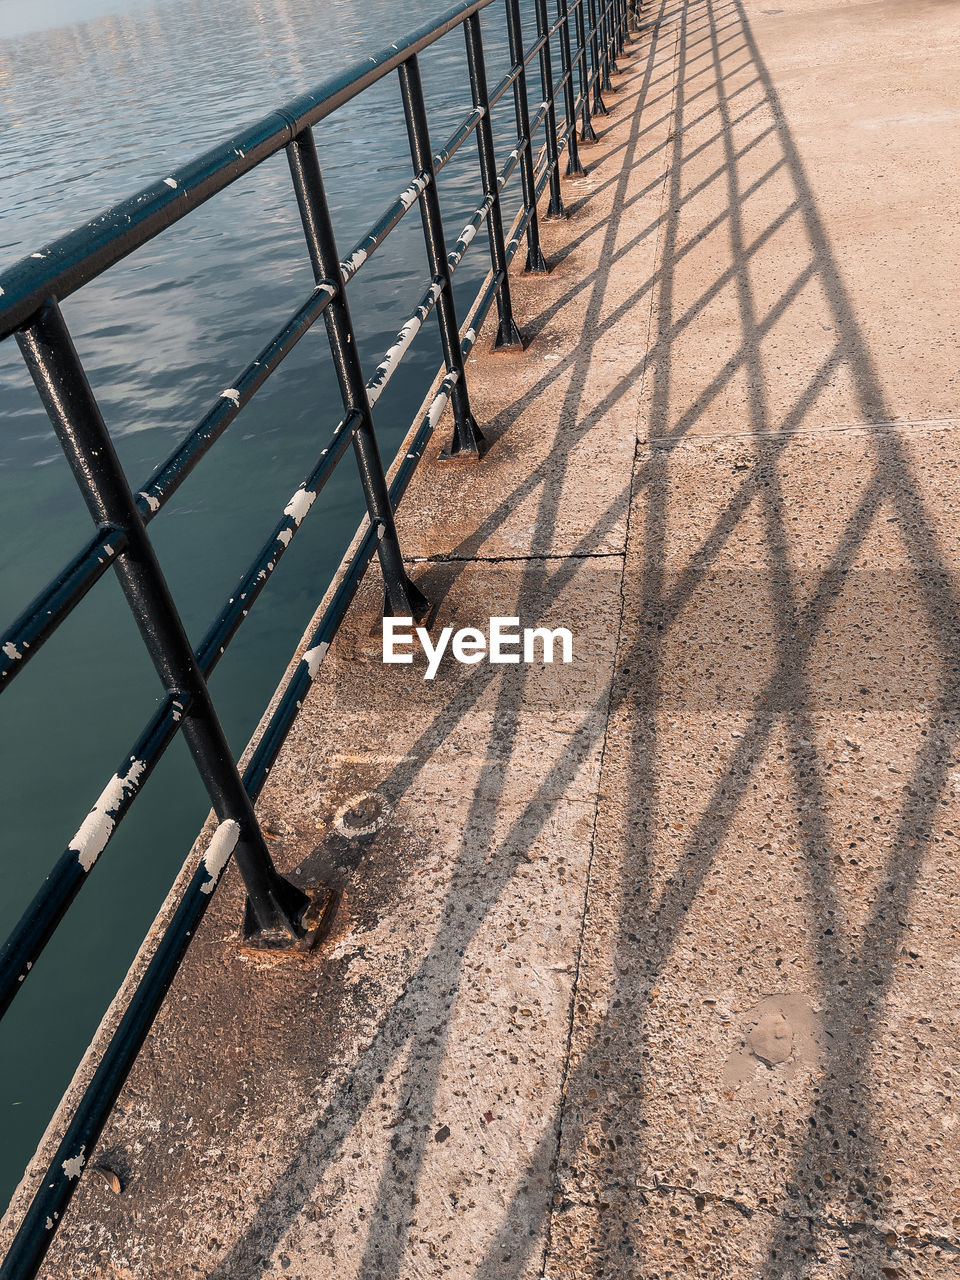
0 0 530 1209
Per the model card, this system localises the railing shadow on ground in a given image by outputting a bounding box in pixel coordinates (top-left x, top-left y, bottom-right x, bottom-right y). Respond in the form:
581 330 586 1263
193 19 668 1277
156 0 955 1273
513 0 958 1272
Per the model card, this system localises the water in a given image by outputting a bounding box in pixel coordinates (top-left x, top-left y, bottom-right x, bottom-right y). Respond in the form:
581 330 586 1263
0 0 532 1210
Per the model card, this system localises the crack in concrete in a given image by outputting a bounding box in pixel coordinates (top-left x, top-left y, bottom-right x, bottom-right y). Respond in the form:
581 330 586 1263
408 552 626 563
635 1180 756 1219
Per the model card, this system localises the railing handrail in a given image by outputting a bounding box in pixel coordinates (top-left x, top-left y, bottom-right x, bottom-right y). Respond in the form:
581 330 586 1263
0 0 494 341
0 1 636 1275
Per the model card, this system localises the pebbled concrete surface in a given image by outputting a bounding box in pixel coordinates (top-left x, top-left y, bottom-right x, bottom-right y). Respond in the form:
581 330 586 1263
547 0 960 1275
4 0 959 1275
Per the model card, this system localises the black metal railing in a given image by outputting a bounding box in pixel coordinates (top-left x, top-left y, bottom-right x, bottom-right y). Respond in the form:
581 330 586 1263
0 0 636 1273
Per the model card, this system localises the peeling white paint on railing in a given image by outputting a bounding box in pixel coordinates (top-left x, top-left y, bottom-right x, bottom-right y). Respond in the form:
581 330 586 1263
367 281 444 406
448 195 494 272
339 247 368 279
70 759 148 873
339 174 429 288
199 819 241 894
283 487 317 526
61 1147 85 1180
422 370 460 438
303 641 330 678
398 173 429 212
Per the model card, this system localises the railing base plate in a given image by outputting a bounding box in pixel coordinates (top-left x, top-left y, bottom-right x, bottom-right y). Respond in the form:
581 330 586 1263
240 882 338 952
494 318 527 350
439 413 488 460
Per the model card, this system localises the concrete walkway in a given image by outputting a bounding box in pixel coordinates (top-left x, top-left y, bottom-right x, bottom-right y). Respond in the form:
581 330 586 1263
10 0 960 1274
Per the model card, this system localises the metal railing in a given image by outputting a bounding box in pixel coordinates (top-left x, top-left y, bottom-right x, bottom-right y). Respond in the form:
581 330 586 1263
0 0 636 1273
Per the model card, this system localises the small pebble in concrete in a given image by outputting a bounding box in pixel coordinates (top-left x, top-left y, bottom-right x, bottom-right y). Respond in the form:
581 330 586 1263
90 1165 122 1196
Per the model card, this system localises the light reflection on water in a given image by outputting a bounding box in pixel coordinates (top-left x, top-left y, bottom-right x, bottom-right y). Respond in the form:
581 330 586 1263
0 0 526 1208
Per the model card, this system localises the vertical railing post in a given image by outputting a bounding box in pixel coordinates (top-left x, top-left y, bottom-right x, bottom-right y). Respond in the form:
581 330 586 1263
556 0 587 176
626 1 635 44
464 12 524 348
588 0 609 114
601 0 616 88
504 0 549 272
286 128 433 608
16 300 316 950
610 0 623 69
398 54 486 458
574 0 598 142
533 0 565 217
616 0 627 52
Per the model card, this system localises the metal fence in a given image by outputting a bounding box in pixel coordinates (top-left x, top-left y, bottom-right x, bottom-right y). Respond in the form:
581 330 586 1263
0 0 635 1273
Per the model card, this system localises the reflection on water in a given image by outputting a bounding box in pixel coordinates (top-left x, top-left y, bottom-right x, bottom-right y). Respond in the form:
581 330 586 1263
0 0 522 1209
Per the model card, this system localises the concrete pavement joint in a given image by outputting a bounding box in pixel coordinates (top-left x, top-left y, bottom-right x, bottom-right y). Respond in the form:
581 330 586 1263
540 17 682 1280
645 416 960 449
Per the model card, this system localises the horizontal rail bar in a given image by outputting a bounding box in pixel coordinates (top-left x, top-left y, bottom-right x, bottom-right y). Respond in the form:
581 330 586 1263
0 821 258 1280
529 98 551 141
0 699 186 1021
449 196 495 269
0 282 336 691
135 282 336 516
551 64 575 101
487 58 524 111
193 410 360 671
520 8 569 68
337 173 430 284
0 0 497 341
0 525 127 687
366 280 444 407
1 0 609 691
0 0 633 1268
337 92 488 288
433 104 486 172
448 150 522 270
0 410 359 1017
241 515 385 797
